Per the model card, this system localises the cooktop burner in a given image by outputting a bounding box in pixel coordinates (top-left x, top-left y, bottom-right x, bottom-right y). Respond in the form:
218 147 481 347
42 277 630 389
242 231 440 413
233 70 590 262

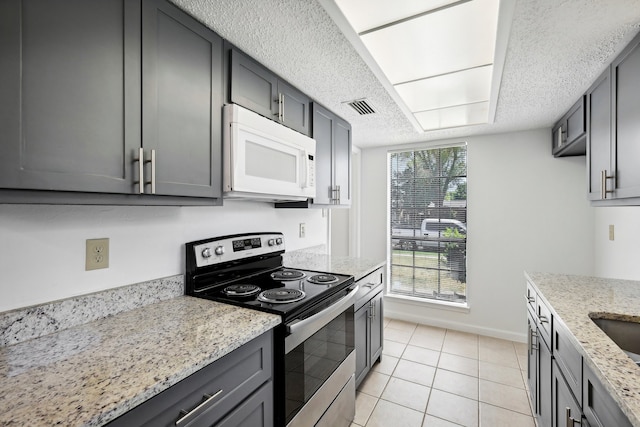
222 284 261 297
308 274 339 284
271 269 305 281
258 288 306 304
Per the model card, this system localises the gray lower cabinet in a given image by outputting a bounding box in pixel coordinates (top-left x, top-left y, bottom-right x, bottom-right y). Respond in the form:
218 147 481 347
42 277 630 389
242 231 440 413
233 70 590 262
527 280 633 427
0 0 223 202
538 323 552 427
583 362 631 427
354 267 384 388
311 103 352 206
526 281 567 427
106 330 273 427
230 48 310 136
552 360 584 427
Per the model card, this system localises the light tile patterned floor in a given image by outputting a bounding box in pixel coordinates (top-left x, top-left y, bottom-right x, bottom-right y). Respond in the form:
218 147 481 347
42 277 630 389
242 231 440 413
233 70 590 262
351 318 534 427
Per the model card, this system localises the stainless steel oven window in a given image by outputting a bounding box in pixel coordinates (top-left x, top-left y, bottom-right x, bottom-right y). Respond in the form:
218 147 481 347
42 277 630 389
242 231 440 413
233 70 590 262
284 306 354 424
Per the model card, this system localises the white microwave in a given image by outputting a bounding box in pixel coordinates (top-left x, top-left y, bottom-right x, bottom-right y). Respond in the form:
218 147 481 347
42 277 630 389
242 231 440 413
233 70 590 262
222 104 316 202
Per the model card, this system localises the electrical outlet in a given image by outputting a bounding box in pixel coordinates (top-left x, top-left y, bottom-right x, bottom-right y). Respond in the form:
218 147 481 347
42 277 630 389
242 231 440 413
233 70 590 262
609 224 615 241
299 223 306 238
86 238 109 270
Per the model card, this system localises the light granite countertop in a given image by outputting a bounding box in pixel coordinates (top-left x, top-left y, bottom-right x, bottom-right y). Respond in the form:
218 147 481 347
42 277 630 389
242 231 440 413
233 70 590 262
283 249 385 281
0 296 281 427
526 272 640 426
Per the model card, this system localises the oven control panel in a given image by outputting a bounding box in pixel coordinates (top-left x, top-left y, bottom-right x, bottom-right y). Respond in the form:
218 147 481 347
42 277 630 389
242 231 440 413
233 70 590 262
192 233 285 267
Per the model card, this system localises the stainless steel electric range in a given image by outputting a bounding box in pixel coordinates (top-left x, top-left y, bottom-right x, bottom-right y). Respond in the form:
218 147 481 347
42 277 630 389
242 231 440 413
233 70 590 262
185 232 357 427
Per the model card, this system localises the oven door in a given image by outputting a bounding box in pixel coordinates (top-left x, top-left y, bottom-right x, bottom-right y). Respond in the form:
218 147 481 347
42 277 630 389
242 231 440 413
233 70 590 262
284 285 357 427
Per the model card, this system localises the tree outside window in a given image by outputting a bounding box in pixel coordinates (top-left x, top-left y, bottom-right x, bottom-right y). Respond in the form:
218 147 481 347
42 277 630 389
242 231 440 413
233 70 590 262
389 145 467 303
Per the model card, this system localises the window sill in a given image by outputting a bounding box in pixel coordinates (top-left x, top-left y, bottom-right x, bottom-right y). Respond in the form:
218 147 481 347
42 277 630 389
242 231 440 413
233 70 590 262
384 292 470 313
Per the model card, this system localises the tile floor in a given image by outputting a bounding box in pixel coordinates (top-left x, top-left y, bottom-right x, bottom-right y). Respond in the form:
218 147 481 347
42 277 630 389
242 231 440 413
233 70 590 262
351 318 534 427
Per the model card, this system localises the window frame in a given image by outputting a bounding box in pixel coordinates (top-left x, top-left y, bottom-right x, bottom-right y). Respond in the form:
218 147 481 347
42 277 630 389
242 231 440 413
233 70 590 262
386 143 468 307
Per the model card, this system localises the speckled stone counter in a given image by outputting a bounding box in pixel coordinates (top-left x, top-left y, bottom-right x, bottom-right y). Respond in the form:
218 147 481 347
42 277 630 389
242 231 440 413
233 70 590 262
526 272 640 426
0 296 281 426
283 249 385 282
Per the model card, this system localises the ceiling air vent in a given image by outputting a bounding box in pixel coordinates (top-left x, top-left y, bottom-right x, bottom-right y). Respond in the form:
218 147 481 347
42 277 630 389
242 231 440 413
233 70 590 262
346 99 376 115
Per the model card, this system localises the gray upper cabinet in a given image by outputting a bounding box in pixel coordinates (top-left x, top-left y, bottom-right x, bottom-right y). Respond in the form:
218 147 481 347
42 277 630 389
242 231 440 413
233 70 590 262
142 0 223 199
587 69 612 201
312 103 352 206
230 49 310 136
587 32 640 205
0 0 141 194
0 0 223 203
611 34 640 200
552 96 586 157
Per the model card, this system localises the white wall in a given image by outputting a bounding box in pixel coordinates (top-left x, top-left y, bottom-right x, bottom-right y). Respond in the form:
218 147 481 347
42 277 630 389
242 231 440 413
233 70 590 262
0 201 326 312
360 128 595 341
594 207 640 279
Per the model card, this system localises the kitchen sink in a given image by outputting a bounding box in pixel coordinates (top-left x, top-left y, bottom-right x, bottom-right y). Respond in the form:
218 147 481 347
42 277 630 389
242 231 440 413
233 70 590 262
591 316 640 365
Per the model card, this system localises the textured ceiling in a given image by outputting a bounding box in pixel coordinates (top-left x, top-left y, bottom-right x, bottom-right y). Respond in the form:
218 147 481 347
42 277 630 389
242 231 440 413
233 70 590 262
171 0 640 148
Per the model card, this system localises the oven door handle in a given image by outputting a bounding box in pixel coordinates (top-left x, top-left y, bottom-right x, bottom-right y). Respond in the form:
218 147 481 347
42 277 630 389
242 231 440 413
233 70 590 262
285 285 359 353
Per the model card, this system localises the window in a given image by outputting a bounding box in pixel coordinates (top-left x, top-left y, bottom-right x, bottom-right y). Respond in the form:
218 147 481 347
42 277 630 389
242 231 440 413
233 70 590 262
388 145 467 304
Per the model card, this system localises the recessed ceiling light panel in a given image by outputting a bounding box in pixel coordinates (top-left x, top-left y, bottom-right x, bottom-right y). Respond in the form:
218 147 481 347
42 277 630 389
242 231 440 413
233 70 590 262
395 65 493 112
335 0 462 33
360 0 499 84
414 101 489 130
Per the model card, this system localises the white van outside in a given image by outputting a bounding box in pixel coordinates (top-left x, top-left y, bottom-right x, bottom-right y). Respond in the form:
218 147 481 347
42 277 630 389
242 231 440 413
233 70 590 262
391 218 466 252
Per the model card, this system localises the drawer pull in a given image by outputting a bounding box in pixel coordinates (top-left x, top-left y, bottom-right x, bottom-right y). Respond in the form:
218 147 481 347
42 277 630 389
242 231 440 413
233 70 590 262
176 389 223 426
538 315 549 324
525 295 535 303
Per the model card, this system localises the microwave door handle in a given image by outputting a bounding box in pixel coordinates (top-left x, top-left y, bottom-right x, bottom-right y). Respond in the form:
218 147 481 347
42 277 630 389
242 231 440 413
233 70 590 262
301 150 308 188
285 285 359 353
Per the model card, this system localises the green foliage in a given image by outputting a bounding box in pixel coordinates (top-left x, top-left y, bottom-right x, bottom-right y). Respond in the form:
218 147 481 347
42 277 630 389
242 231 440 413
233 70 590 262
442 227 466 258
390 146 467 227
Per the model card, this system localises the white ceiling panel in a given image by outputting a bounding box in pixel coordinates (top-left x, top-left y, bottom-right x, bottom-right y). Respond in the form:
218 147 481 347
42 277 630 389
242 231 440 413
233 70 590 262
334 0 460 33
360 0 499 84
414 101 489 130
395 65 493 112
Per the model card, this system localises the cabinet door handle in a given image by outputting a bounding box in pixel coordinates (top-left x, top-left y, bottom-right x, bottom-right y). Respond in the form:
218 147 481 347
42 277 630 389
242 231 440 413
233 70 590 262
601 170 614 199
134 148 145 194
281 93 285 123
525 295 535 303
145 149 156 194
565 407 581 427
529 328 538 352
176 389 223 426
538 314 549 324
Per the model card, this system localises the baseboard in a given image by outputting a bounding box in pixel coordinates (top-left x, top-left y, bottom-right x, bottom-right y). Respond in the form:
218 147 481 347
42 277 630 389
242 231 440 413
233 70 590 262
384 305 527 343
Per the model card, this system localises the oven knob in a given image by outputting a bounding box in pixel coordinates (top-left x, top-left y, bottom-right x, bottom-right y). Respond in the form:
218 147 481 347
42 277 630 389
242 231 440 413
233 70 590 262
214 245 225 256
276 238 283 245
201 248 212 258
268 239 275 246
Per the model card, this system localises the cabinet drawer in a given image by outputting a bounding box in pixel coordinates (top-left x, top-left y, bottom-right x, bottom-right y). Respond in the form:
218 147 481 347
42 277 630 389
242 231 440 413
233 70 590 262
107 330 273 427
355 267 384 310
536 297 552 347
553 320 582 401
